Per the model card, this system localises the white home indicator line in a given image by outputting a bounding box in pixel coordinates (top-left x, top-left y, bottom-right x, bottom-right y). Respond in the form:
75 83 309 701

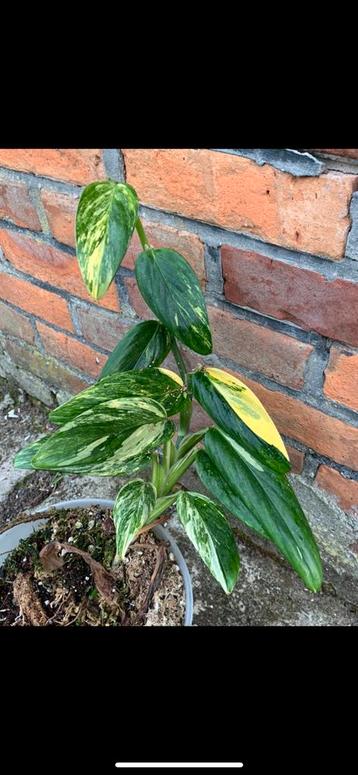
115 764 244 769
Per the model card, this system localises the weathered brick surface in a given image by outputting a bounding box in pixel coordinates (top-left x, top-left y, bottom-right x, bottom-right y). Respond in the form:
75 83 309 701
0 336 88 394
76 305 131 351
124 277 152 320
0 229 120 311
315 465 358 514
311 149 358 160
0 300 35 343
36 322 107 378
346 192 358 260
324 347 358 412
0 272 73 331
123 220 206 285
40 189 79 246
218 367 358 470
0 149 106 185
123 149 358 259
208 306 313 389
286 445 305 474
0 177 41 230
222 246 358 347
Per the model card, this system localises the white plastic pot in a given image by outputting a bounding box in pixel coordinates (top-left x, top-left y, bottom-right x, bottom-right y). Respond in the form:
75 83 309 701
0 497 194 626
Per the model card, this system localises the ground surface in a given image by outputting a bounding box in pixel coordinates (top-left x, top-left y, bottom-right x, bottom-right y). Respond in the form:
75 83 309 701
1 377 357 626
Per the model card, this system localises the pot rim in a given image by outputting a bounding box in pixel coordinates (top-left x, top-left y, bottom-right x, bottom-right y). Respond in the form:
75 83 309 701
28 497 194 627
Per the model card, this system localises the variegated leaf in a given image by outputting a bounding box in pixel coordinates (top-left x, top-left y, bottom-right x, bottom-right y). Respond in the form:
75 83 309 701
135 248 212 355
190 367 290 474
196 428 323 592
32 397 175 475
196 448 268 539
100 320 171 378
49 368 185 426
31 419 175 476
176 491 240 594
14 436 51 470
76 181 138 300
113 479 157 559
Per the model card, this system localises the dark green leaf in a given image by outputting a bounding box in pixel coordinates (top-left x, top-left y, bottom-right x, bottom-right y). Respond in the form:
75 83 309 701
113 479 157 559
196 449 268 539
76 181 138 300
49 368 186 425
176 490 240 594
190 370 290 474
135 248 212 355
100 320 171 378
197 428 322 592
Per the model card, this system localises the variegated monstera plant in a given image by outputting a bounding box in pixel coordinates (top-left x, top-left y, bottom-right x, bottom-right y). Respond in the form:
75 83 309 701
14 181 323 594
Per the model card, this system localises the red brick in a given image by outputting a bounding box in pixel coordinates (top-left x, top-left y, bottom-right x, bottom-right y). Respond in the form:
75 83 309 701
1 336 88 394
0 300 34 343
77 306 131 351
0 149 106 185
311 149 358 160
0 177 41 230
215 366 358 470
315 465 358 514
40 189 78 246
0 229 120 312
123 149 358 259
286 445 305 474
324 347 358 412
0 272 73 331
124 277 152 320
222 246 358 348
208 306 313 389
190 402 213 433
123 220 206 286
36 322 107 378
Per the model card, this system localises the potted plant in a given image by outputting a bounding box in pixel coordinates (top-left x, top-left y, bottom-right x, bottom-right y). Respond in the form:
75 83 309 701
0 180 323 626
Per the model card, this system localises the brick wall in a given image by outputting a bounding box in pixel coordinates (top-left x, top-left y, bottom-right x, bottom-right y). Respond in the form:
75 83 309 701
0 148 358 514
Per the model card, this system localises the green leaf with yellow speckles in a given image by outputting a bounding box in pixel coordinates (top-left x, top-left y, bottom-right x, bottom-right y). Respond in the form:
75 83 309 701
49 368 185 426
14 436 51 470
31 397 175 476
113 479 157 560
100 320 171 378
196 428 323 592
176 491 240 594
76 181 138 300
135 248 212 355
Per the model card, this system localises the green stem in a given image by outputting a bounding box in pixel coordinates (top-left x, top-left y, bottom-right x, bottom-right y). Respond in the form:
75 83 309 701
171 337 188 385
161 447 199 496
135 217 150 250
163 440 172 475
178 398 192 442
151 452 161 491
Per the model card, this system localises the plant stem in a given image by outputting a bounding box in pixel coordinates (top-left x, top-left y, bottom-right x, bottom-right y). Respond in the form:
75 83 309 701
178 398 192 441
135 217 150 250
151 452 161 491
163 440 172 475
171 337 188 385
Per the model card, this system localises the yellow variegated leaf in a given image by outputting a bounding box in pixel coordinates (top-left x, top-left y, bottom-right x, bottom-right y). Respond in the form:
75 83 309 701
76 181 138 300
158 367 184 386
205 368 288 460
190 368 290 474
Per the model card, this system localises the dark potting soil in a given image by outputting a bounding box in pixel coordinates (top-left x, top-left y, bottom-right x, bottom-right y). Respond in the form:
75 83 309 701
0 506 185 626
